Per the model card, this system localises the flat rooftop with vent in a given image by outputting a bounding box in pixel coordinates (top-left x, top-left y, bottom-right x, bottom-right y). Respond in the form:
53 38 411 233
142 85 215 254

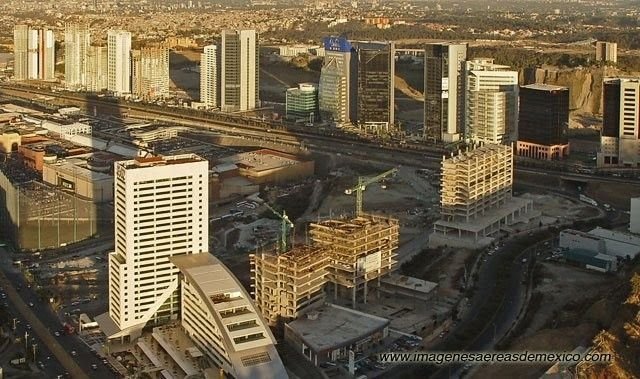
284 303 390 366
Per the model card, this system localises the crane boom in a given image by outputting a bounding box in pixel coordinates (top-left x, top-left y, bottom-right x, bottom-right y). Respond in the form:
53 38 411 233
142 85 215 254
264 202 294 253
345 167 398 216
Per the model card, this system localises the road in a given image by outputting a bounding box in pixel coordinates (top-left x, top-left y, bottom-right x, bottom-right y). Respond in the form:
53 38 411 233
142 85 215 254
0 248 114 379
2 85 640 186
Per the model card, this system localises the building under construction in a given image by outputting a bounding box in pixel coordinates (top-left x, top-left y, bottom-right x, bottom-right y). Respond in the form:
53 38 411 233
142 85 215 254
251 244 330 326
430 143 538 248
310 213 399 308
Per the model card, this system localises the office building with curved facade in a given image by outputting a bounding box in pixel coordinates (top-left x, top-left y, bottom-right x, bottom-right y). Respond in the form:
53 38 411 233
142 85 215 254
171 253 288 379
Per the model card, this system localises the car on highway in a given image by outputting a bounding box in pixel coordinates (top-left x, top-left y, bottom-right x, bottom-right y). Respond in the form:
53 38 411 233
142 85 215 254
71 350 77 356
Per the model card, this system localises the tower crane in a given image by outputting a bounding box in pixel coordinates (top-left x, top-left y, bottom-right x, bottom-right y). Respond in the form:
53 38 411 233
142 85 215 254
264 202 294 253
345 167 398 216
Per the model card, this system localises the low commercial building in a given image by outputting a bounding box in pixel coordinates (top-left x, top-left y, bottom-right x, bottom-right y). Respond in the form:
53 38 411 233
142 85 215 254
218 149 314 184
286 83 318 123
170 253 287 379
631 197 640 235
284 303 390 366
42 155 114 202
562 249 617 273
588 227 640 259
559 228 640 260
379 273 438 303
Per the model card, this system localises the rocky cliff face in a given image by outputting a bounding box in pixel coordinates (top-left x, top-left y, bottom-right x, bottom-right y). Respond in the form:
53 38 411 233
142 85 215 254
522 66 606 115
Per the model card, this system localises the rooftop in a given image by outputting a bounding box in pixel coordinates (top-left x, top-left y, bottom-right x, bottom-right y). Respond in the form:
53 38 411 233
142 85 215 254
443 143 512 165
312 214 399 237
381 273 438 295
120 153 205 169
219 149 303 173
286 303 389 352
521 83 569 91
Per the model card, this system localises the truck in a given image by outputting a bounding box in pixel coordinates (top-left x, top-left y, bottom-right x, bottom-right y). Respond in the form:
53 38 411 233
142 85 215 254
579 194 598 207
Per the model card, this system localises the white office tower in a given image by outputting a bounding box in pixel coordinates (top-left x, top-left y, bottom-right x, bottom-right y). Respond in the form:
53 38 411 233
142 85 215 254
220 29 259 112
107 30 132 95
87 46 108 92
465 59 519 144
27 29 39 80
171 253 288 379
98 155 209 340
13 25 29 80
424 43 468 143
318 36 352 126
64 24 90 89
200 45 217 108
131 47 170 100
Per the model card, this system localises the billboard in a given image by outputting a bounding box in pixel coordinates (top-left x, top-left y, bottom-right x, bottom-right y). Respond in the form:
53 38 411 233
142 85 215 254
324 36 352 52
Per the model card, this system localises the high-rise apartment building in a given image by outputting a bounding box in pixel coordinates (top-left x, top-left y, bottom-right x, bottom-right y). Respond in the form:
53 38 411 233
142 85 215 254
598 77 640 167
27 29 39 79
318 36 353 126
64 24 91 89
131 47 169 100
98 155 209 339
285 83 318 122
465 59 518 144
424 43 468 143
107 30 132 95
516 84 570 160
596 41 617 64
37 29 55 80
13 25 29 80
200 44 218 108
86 45 108 92
220 29 259 112
14 26 55 81
352 41 395 131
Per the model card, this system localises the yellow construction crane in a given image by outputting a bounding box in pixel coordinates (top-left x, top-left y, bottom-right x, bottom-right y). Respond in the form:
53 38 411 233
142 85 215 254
345 167 398 216
264 202 294 253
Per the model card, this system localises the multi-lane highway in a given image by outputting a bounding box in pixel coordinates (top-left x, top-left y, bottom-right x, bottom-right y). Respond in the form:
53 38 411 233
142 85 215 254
1 84 639 186
0 247 114 379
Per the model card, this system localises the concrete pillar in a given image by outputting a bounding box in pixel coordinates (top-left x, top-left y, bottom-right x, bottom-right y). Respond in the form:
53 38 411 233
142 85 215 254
352 286 356 309
377 276 381 299
334 281 338 300
364 281 368 304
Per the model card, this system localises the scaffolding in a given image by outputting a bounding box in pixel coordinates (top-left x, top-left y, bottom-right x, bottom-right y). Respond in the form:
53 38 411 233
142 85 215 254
309 213 399 308
251 244 330 326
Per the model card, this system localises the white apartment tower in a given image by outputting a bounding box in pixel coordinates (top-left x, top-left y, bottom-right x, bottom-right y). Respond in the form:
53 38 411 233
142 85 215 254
131 48 170 100
101 155 209 339
38 30 55 80
13 25 55 81
200 44 218 108
87 46 108 92
220 29 259 112
64 24 91 89
13 25 29 80
465 59 519 144
27 29 39 80
107 30 132 95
